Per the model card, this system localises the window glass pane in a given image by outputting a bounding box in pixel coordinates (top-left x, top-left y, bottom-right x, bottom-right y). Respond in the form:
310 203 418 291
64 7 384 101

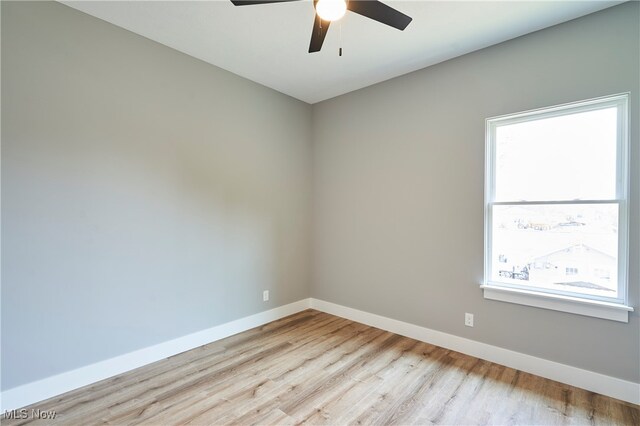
495 107 617 202
491 204 618 299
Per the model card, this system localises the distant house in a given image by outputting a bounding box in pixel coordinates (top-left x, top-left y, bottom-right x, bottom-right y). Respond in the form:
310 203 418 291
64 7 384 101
530 244 616 292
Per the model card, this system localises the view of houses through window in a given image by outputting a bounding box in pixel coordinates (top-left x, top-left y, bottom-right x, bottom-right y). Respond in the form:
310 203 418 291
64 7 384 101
491 203 618 298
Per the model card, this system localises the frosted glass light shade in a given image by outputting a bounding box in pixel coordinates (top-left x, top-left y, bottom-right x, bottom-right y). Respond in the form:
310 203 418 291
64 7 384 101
316 0 347 21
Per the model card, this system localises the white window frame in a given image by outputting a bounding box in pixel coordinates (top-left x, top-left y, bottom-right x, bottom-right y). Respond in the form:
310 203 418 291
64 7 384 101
482 93 633 322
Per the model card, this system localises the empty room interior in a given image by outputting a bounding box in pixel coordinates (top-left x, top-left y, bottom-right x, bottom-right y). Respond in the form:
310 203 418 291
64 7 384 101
2 0 639 424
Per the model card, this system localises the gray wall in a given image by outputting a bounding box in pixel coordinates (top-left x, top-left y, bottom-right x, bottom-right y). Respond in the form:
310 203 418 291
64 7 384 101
311 2 640 382
1 1 312 390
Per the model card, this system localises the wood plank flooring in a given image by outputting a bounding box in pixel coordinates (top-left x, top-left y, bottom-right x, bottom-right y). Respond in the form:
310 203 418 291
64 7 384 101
3 309 639 425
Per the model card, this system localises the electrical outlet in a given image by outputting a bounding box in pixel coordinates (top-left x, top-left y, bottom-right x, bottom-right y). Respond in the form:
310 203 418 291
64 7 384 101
263 290 269 302
465 313 474 327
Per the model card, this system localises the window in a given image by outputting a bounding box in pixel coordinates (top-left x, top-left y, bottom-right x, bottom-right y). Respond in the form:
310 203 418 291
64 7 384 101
483 94 633 322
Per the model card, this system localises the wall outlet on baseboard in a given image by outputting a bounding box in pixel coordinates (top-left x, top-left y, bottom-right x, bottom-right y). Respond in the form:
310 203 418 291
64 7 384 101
263 290 269 302
465 312 474 327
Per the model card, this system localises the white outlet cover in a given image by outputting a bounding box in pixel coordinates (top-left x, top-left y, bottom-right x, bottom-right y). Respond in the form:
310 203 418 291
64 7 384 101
465 313 474 327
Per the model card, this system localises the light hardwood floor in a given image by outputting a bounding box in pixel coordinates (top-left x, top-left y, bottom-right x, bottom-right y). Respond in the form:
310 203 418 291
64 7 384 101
3 309 639 425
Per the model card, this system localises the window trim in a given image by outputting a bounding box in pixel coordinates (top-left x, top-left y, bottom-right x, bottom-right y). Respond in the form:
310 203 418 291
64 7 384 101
483 93 633 322
480 285 633 322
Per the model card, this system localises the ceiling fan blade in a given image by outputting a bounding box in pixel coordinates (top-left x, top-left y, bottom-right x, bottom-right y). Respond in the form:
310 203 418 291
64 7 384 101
230 0 302 5
347 0 412 30
309 13 331 53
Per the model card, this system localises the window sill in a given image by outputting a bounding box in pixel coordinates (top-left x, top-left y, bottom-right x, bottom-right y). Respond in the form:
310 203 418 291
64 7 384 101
480 284 634 322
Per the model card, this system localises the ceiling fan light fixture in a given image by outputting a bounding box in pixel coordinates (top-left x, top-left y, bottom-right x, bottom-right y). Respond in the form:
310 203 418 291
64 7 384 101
315 0 347 22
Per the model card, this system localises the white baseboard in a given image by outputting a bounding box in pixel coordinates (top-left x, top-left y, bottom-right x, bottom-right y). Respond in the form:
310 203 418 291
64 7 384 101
0 298 312 412
3 297 637 412
309 298 640 405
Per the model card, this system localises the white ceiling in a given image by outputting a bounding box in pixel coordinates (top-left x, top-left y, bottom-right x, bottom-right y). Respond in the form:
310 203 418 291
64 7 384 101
61 0 623 104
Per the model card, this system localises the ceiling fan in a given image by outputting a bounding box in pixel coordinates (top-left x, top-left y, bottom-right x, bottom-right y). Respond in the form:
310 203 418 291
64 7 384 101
230 0 412 53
